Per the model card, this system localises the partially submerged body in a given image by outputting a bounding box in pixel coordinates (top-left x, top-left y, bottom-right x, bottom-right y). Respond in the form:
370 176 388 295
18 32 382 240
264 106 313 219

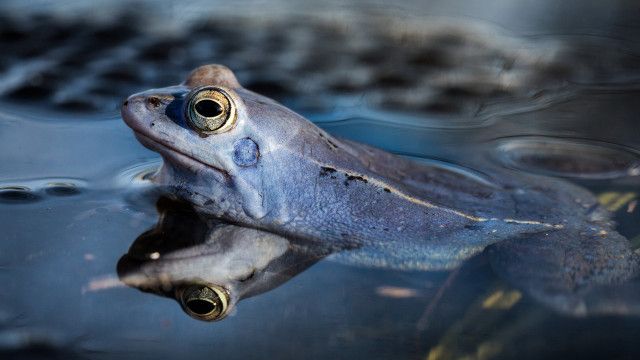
121 64 638 316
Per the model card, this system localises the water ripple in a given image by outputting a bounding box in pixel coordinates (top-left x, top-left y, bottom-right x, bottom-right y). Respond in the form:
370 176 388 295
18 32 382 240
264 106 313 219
491 136 640 179
114 159 161 189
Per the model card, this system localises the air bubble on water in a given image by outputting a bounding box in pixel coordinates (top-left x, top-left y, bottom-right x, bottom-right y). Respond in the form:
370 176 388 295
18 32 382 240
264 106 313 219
44 182 81 196
0 186 41 203
0 178 87 203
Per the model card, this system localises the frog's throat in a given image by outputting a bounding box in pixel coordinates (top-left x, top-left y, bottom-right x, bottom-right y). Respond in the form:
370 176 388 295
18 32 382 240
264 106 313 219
134 132 231 182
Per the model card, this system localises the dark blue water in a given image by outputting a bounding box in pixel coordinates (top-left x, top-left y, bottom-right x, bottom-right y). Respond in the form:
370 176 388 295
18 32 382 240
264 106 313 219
1 1 640 359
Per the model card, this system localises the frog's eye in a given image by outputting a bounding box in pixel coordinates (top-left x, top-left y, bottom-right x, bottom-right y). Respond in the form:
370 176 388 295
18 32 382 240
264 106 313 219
185 87 237 134
176 284 230 321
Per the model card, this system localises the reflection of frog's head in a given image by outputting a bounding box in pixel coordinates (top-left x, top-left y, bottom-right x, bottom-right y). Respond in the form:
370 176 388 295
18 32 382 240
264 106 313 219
121 64 356 225
117 197 329 321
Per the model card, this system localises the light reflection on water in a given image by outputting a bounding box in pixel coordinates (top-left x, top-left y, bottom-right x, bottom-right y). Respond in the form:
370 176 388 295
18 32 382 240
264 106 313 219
0 1 639 359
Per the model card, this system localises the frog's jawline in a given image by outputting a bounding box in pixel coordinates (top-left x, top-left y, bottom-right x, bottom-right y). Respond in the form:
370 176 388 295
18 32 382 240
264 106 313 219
133 131 231 181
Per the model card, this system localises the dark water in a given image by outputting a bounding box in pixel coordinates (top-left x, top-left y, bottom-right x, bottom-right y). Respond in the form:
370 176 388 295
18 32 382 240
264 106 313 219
1 1 640 359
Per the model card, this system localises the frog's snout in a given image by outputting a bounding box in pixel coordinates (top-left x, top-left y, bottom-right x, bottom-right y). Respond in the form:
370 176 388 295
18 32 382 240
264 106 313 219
121 92 169 133
121 93 148 132
123 93 165 111
122 93 145 109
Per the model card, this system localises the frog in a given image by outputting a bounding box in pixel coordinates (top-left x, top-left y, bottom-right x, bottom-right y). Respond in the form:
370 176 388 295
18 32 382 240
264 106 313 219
121 64 639 315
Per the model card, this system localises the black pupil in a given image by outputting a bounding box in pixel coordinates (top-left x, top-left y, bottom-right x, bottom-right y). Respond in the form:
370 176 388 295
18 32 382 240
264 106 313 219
186 299 217 315
195 99 223 118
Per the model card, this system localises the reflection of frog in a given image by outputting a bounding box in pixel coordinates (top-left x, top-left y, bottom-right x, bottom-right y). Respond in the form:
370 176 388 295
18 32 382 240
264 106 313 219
118 197 333 321
122 64 638 315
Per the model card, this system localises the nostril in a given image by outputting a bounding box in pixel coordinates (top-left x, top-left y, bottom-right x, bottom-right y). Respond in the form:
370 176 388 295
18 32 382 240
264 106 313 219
123 99 129 107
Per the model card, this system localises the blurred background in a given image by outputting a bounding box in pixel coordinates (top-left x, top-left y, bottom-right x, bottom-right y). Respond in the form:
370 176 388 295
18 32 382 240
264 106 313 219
1 0 639 119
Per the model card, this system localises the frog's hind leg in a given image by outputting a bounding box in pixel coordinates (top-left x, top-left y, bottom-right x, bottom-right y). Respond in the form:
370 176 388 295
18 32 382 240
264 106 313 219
487 226 639 316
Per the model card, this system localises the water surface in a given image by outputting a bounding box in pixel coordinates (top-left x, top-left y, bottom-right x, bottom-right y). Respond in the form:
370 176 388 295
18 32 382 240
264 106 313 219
1 1 640 359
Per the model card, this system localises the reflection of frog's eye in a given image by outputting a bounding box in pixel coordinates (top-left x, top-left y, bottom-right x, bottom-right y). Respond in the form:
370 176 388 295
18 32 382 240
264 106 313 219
186 87 237 134
176 284 230 321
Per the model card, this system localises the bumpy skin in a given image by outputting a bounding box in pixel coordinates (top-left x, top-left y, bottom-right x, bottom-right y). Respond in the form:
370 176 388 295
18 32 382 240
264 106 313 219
122 64 638 315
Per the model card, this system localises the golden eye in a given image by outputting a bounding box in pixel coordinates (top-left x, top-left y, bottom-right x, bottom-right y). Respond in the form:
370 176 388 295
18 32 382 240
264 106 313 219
176 284 230 321
185 86 237 134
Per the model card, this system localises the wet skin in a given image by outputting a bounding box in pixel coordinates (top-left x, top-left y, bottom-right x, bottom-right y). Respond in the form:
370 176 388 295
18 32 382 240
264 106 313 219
122 64 639 315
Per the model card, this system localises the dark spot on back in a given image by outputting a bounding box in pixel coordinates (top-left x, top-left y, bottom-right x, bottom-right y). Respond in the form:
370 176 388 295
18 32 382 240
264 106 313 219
318 132 339 150
346 174 368 183
326 138 339 150
319 166 337 177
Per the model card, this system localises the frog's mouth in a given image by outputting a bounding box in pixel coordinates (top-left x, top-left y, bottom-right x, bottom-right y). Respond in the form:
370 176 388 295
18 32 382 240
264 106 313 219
133 132 231 183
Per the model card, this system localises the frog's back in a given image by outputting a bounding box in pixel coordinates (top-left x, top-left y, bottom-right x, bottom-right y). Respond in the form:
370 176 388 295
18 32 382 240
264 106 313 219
333 138 639 316
339 137 605 226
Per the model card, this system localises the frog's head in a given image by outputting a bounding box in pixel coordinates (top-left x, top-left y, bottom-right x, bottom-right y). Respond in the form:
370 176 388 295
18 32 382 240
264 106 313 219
122 64 336 222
